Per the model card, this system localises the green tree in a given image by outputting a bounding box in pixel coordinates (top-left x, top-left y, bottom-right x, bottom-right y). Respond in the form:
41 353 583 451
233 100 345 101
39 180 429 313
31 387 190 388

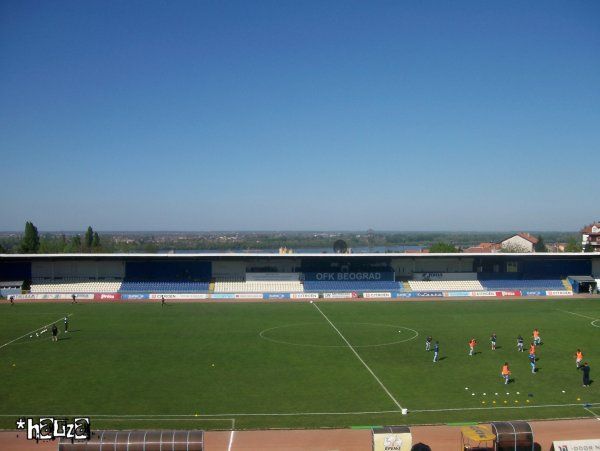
84 226 94 251
68 235 82 253
0 242 6 253
428 242 459 253
534 235 547 252
564 238 580 252
92 232 101 250
20 221 40 253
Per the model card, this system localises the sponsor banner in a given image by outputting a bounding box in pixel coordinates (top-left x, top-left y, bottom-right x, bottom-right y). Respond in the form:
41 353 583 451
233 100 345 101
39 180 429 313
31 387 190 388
246 273 299 282
264 293 290 299
497 290 521 297
445 291 472 297
148 293 208 300
472 291 499 297
122 294 150 300
393 292 417 298
210 293 235 299
234 293 264 299
546 290 573 296
521 290 546 297
14 294 95 300
304 272 394 282
552 439 600 450
363 292 392 299
415 291 444 298
93 293 121 300
290 293 319 299
413 272 477 281
323 292 357 299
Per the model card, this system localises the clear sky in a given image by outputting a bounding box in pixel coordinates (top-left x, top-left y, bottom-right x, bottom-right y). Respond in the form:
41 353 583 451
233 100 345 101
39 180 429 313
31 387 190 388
1 1 598 232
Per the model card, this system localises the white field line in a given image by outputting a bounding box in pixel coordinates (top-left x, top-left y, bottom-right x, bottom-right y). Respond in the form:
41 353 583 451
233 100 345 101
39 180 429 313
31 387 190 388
311 302 404 411
0 313 73 350
583 407 600 420
411 402 600 413
558 310 598 321
0 404 598 419
228 418 236 451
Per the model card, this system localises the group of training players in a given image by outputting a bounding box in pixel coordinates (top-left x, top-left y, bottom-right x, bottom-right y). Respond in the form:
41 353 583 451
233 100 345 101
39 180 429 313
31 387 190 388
425 328 591 387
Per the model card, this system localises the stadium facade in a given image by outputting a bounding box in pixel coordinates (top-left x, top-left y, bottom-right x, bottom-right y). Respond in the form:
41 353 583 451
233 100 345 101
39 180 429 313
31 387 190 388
1 252 599 299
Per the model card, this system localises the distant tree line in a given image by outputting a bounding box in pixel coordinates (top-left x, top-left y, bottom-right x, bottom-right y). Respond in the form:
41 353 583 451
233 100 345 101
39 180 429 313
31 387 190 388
0 224 588 254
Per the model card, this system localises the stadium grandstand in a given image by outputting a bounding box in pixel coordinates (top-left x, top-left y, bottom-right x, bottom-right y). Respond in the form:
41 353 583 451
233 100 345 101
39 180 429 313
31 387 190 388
0 252 598 298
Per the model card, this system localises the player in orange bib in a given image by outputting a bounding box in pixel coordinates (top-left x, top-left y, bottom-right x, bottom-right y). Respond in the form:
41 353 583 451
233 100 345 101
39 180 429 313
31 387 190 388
501 362 511 385
575 349 583 368
533 328 541 346
469 338 477 356
529 342 536 356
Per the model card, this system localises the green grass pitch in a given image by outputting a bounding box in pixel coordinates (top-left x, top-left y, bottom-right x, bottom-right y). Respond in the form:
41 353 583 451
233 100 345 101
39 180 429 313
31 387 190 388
0 298 599 430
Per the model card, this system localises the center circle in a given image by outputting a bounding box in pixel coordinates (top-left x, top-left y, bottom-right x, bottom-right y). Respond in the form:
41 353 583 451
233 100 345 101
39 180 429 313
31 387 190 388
259 322 419 348
591 319 600 328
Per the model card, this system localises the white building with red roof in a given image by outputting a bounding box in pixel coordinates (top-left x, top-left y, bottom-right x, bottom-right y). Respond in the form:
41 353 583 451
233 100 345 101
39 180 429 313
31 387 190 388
500 233 539 253
581 222 600 252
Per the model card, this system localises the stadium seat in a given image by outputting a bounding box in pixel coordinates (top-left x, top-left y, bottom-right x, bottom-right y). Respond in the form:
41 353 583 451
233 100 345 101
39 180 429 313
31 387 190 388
302 281 403 292
214 276 303 293
408 280 485 291
478 279 565 291
30 278 123 293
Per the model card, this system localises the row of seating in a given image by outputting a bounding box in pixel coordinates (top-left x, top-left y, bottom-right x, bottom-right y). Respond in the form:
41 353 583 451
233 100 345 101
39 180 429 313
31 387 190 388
120 281 210 293
478 279 565 291
31 281 123 293
26 276 571 294
303 281 403 292
408 280 485 291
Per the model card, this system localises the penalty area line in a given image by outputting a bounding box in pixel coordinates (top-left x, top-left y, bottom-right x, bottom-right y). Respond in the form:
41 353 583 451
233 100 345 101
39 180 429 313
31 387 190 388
311 302 405 411
0 313 73 351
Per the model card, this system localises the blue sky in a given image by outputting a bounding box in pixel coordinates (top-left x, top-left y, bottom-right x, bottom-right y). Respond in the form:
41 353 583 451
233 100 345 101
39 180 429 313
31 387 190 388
1 1 598 231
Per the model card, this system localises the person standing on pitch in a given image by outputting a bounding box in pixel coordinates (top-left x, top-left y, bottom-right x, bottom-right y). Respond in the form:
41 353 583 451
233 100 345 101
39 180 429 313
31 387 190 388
469 338 477 356
501 362 511 385
579 362 591 387
490 333 497 351
64 317 69 334
433 341 439 362
575 349 583 368
517 335 524 352
529 353 536 374
52 324 58 342
71 294 77 304
425 336 432 351
9 295 14 306
161 295 165 307
533 328 541 346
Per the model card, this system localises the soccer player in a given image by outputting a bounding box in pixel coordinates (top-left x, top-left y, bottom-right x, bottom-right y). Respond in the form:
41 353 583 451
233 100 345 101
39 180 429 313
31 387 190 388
575 349 583 368
517 335 524 352
425 336 432 351
71 294 77 304
533 328 541 346
579 362 591 387
64 317 69 334
469 338 477 356
433 341 439 363
161 295 165 307
51 324 58 342
490 333 497 351
529 342 536 356
9 295 14 306
501 362 511 385
529 353 536 373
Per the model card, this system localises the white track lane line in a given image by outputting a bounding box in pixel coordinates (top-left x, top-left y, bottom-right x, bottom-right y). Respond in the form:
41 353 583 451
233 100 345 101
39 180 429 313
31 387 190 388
0 313 73 350
227 418 235 451
311 302 404 411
